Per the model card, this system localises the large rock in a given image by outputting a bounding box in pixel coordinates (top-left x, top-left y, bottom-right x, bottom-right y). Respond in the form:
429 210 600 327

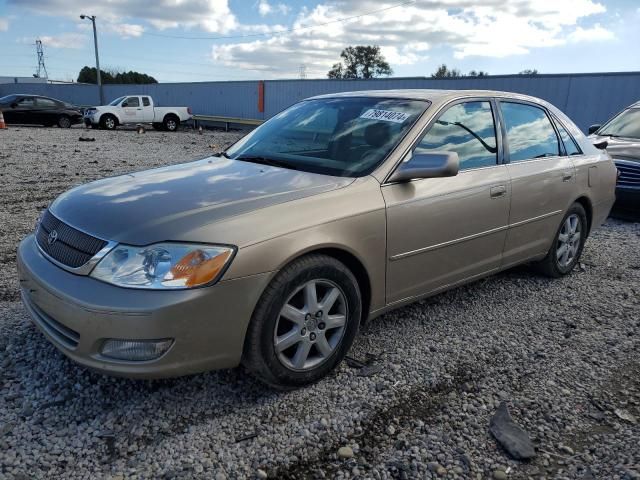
489 402 536 460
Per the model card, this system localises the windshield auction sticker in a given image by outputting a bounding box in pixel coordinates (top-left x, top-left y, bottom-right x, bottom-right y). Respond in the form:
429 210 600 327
360 109 410 123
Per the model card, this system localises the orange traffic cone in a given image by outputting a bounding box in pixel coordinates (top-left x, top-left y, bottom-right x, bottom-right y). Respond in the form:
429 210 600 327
0 110 7 130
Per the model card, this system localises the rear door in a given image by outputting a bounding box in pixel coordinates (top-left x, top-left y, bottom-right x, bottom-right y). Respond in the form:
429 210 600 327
383 99 511 304
121 96 144 123
35 97 60 125
141 96 154 122
498 100 578 267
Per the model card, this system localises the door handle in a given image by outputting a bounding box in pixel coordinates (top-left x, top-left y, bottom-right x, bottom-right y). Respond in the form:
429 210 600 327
136 108 143 111
490 185 507 198
562 171 573 182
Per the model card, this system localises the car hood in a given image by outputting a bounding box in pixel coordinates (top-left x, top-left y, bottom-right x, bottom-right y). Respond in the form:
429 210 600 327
590 134 640 162
50 156 353 245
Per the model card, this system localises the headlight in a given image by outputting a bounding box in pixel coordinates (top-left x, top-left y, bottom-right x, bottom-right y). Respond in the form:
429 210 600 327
91 243 235 289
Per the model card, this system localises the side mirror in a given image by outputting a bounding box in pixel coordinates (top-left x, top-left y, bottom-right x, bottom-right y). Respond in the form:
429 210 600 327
10 102 17 108
588 124 601 135
389 151 459 183
122 102 128 108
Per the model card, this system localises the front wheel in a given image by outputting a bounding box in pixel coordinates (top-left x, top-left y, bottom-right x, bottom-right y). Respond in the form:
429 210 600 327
100 114 117 130
534 203 587 277
243 254 362 388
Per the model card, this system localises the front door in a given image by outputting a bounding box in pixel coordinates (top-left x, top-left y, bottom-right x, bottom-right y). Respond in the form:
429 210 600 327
10 97 37 124
383 99 511 305
121 96 144 123
497 101 578 267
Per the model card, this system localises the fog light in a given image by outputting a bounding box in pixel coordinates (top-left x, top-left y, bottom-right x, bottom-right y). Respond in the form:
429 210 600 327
101 338 173 361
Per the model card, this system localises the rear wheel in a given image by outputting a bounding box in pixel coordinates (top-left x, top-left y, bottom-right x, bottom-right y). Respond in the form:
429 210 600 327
100 114 117 130
57 115 72 128
534 203 587 277
243 254 361 388
163 114 179 132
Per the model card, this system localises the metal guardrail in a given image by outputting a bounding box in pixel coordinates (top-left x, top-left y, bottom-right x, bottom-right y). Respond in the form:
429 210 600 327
192 114 263 131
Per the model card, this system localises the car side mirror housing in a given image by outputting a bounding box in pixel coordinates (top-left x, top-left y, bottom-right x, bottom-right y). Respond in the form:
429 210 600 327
10 102 17 109
389 151 459 183
121 102 128 108
588 124 601 135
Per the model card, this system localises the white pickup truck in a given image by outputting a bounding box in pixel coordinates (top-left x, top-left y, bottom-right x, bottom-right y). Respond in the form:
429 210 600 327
83 95 192 131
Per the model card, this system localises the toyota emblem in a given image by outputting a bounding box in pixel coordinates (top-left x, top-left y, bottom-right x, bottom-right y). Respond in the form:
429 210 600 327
47 230 58 245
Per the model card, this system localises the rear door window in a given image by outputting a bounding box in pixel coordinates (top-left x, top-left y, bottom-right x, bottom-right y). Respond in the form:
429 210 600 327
500 102 560 161
37 98 58 109
415 101 498 170
142 97 151 107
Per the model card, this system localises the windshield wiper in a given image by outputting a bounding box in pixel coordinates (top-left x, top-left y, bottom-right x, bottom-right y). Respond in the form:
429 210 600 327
234 155 298 170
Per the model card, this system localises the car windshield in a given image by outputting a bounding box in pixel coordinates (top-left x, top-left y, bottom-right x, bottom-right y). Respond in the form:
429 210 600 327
0 94 18 104
599 108 640 139
225 97 429 177
108 96 126 106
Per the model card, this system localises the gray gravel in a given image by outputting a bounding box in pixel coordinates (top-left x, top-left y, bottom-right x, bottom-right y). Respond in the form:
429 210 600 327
1 126 639 480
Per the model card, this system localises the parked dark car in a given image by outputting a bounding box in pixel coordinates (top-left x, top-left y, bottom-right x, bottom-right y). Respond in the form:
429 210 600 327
0 94 83 128
589 101 640 219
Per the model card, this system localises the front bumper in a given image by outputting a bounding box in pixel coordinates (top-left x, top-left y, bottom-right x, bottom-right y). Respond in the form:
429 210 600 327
613 186 640 218
17 234 272 378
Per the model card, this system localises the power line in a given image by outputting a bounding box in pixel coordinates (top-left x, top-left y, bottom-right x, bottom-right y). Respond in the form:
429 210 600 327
142 0 417 40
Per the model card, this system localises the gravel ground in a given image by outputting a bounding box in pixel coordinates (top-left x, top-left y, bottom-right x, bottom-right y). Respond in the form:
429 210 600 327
1 126 639 480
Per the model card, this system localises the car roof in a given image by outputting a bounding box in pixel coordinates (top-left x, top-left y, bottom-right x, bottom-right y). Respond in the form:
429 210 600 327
308 88 546 105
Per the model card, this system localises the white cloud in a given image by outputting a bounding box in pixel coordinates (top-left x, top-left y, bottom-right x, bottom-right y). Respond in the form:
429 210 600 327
258 0 290 16
9 0 237 34
568 24 615 42
0 17 8 31
104 23 145 38
39 32 88 49
212 0 609 77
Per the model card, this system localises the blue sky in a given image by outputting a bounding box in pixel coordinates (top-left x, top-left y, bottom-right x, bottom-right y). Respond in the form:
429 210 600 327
0 0 638 83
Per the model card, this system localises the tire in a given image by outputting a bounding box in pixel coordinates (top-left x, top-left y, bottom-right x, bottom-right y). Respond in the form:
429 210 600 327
57 116 72 129
163 115 179 132
152 123 163 131
243 254 362 389
534 203 587 278
100 114 117 130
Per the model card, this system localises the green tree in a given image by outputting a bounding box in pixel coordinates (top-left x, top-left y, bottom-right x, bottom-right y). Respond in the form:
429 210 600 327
431 64 463 78
77 66 158 84
327 46 393 79
519 69 539 75
469 70 489 77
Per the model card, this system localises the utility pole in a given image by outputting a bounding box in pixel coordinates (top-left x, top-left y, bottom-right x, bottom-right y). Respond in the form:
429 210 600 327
80 14 103 104
35 39 48 79
299 64 307 80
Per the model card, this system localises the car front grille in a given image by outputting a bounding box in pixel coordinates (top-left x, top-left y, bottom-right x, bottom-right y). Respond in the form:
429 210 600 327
616 160 640 188
22 292 80 349
36 210 107 269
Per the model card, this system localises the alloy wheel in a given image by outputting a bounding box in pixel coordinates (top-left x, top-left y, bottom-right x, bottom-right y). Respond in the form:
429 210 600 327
556 213 582 268
273 279 347 371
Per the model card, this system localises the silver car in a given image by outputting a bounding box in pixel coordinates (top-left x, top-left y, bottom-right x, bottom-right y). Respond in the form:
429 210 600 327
17 90 616 388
